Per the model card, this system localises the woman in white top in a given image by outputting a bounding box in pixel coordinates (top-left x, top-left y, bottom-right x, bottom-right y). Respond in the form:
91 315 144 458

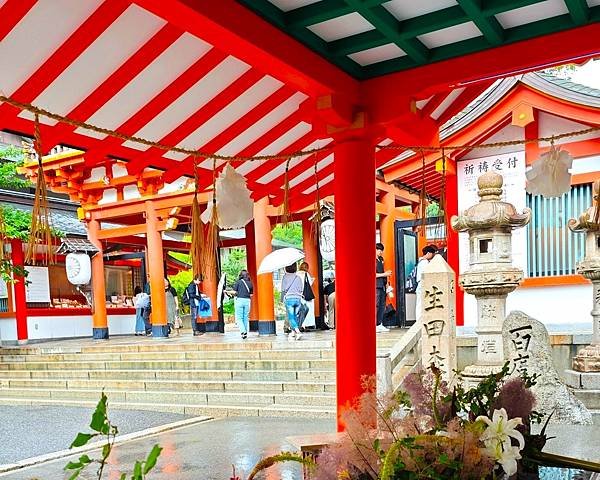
415 245 438 321
297 261 316 329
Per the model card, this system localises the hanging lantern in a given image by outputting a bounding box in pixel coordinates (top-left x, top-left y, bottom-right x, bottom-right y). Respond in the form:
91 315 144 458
65 253 91 285
526 143 573 198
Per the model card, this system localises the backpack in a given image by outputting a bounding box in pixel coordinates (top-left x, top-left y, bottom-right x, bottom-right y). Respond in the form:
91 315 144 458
182 288 190 306
405 263 419 293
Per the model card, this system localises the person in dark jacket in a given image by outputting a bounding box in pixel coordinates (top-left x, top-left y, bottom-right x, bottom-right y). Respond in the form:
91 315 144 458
186 275 203 336
228 270 253 339
376 242 392 333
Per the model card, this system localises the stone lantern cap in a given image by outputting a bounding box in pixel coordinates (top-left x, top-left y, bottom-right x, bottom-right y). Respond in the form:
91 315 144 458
451 171 531 232
568 180 600 233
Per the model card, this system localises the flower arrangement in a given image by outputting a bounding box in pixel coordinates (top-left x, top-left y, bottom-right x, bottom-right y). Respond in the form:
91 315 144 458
311 364 547 480
250 364 557 480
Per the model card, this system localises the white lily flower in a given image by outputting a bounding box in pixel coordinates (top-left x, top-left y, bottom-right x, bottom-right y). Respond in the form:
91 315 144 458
483 439 522 477
476 408 525 450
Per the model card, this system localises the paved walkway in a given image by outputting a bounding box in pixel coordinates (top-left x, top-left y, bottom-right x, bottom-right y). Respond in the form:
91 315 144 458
0 416 336 480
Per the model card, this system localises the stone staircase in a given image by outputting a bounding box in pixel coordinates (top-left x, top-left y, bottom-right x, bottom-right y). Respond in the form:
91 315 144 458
0 330 407 418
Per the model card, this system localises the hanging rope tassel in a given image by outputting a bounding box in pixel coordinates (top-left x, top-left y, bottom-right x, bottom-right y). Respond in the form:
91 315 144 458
189 162 204 279
438 148 448 242
26 114 55 266
281 158 291 228
418 149 428 235
311 159 322 241
201 158 219 280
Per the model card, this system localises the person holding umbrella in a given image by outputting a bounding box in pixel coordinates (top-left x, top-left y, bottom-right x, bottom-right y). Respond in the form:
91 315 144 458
280 262 304 341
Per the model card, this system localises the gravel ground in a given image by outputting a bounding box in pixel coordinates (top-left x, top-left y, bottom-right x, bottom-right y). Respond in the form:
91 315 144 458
0 405 192 466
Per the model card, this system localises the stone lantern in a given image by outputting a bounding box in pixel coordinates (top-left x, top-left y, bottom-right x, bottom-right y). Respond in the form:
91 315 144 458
568 180 600 372
451 171 531 387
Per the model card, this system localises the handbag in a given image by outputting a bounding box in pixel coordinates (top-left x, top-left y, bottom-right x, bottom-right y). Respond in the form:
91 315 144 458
297 302 309 326
302 274 315 301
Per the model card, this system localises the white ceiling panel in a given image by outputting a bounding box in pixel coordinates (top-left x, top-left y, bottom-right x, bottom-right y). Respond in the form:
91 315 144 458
215 91 308 156
430 87 465 120
267 0 320 12
25 5 166 125
495 0 568 28
0 0 102 97
234 121 312 175
348 43 406 66
176 75 284 161
417 21 482 49
307 12 375 42
256 138 332 184
121 56 251 150
383 0 458 21
75 33 213 139
303 172 334 194
289 153 334 187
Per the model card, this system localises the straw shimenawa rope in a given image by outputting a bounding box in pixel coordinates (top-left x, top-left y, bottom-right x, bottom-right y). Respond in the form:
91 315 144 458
25 114 55 266
189 162 204 279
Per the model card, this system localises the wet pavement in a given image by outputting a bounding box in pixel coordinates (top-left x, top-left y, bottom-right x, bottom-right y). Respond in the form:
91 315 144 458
0 416 336 480
0 406 192 466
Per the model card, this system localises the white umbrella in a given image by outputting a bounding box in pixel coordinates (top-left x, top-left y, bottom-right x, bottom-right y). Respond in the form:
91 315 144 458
258 248 304 274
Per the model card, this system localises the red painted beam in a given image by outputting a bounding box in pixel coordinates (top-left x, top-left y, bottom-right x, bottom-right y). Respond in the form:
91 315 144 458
363 23 600 118
275 163 334 207
132 0 358 99
44 23 183 149
435 81 493 126
0 0 131 132
0 0 37 42
130 68 266 176
420 92 451 118
83 47 227 164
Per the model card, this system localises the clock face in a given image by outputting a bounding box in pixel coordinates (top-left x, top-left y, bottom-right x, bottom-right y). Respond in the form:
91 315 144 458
320 219 335 261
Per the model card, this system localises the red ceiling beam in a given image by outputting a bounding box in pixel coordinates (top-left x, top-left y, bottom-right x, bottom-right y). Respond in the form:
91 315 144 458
193 111 314 190
132 0 358 100
0 0 37 42
434 81 493 126
363 23 600 119
129 68 266 176
82 47 227 165
273 163 334 207
44 24 183 150
0 0 131 131
420 92 451 119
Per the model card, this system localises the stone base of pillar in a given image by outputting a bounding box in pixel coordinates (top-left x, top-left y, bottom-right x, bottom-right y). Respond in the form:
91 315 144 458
249 320 259 332
258 320 276 335
17 339 29 345
460 364 504 389
565 369 600 390
572 344 600 372
92 327 109 340
151 325 169 338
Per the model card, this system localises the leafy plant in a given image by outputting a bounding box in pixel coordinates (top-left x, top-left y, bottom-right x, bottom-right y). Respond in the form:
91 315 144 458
222 248 247 284
64 392 162 480
272 222 303 247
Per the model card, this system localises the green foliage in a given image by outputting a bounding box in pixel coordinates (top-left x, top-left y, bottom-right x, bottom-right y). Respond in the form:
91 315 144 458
222 298 234 315
426 202 443 218
168 268 192 310
0 146 30 190
65 392 162 480
248 452 315 480
222 248 247 284
272 222 303 247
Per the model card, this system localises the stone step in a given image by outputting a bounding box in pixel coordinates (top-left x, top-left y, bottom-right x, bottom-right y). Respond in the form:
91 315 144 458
0 377 335 393
0 387 336 407
0 368 336 382
0 397 335 418
573 389 600 410
591 410 600 425
0 358 336 371
0 348 335 363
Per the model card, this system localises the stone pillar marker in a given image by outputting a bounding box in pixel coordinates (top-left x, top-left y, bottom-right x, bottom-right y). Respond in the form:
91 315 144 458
451 171 531 387
420 254 457 383
568 180 600 372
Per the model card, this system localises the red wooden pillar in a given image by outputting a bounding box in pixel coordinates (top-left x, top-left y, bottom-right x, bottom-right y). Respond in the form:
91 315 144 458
11 239 28 343
88 219 109 339
145 201 168 337
254 198 275 335
245 221 259 332
380 192 396 309
301 219 321 318
334 134 376 430
446 169 464 326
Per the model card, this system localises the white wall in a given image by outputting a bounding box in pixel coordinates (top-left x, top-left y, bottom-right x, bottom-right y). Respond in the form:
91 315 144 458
25 314 136 340
463 283 594 328
0 316 17 342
